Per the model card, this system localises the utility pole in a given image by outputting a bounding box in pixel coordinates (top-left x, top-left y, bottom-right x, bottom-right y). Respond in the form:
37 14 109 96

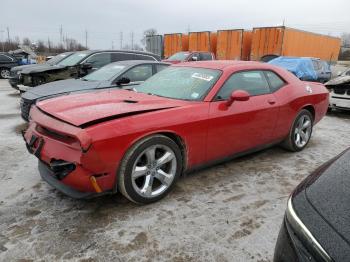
111 40 114 50
120 31 123 49
85 30 88 49
59 25 63 43
47 37 51 53
0 30 4 52
6 27 10 43
131 32 134 50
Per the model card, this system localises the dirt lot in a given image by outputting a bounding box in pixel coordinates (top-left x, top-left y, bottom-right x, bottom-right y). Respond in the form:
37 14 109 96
0 79 349 262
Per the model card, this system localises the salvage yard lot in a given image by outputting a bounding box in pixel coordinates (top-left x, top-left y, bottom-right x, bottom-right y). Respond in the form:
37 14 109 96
0 79 349 261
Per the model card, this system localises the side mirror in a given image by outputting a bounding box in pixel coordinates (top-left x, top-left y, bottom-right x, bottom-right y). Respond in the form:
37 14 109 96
190 56 198 61
226 90 250 107
116 77 131 86
81 62 93 70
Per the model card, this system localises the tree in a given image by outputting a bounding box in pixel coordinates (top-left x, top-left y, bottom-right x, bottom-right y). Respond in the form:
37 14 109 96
341 33 350 47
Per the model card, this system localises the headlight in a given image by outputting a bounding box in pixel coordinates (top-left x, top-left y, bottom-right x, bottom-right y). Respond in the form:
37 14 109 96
286 197 331 261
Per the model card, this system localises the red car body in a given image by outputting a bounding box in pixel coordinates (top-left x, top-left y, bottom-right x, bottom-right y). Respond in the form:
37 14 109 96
23 61 329 199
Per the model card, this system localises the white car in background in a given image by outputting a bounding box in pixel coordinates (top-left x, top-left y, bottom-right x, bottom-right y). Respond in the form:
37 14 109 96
326 68 350 110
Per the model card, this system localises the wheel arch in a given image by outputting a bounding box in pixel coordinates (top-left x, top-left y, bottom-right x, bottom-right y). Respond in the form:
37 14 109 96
301 105 315 121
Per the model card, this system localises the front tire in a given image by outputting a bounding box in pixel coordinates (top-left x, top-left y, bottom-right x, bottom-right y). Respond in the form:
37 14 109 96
117 135 183 204
0 68 10 79
281 109 313 152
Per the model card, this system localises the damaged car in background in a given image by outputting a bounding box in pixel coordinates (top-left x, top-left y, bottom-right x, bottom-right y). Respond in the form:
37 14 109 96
17 50 161 92
20 60 170 121
23 61 329 204
326 68 350 110
9 51 74 89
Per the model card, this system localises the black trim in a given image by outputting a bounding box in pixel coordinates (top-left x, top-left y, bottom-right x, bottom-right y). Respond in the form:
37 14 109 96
38 161 112 199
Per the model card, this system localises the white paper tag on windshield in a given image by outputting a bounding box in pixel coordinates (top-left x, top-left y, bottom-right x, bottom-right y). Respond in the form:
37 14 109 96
191 92 199 99
191 73 214 82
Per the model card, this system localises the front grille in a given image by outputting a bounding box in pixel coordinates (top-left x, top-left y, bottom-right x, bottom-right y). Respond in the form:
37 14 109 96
334 88 346 95
20 98 34 121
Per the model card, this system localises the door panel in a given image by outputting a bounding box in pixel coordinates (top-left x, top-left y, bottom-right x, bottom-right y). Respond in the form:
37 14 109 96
206 94 279 161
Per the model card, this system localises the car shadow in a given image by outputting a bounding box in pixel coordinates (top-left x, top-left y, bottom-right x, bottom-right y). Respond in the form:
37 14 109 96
327 109 350 119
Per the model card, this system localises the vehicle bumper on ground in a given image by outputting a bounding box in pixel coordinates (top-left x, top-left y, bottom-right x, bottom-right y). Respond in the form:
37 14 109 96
329 94 350 110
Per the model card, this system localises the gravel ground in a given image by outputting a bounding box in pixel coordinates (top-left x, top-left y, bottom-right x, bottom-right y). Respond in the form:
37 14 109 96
0 79 349 262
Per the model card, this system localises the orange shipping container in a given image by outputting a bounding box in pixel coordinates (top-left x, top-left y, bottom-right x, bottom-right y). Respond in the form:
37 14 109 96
216 29 252 61
250 26 341 62
163 33 189 58
188 31 217 54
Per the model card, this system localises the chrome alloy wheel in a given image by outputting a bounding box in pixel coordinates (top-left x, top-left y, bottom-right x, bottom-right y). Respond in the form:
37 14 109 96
294 115 312 148
131 144 177 198
0 69 10 79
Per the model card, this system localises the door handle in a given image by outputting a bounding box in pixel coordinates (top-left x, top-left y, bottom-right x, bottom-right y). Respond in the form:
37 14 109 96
267 99 276 105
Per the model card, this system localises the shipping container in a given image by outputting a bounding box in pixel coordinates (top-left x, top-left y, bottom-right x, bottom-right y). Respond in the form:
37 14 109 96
250 26 341 62
163 33 189 58
215 29 252 61
145 35 163 58
188 31 217 54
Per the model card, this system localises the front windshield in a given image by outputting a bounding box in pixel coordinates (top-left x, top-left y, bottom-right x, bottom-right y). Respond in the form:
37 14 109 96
57 52 89 66
134 67 221 101
167 52 190 61
46 53 71 65
83 64 126 81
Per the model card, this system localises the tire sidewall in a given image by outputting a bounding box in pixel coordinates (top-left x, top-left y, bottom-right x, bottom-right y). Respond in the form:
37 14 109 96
118 135 183 204
289 110 313 152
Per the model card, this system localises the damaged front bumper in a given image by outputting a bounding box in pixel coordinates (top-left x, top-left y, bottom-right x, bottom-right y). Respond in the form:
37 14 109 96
22 106 116 199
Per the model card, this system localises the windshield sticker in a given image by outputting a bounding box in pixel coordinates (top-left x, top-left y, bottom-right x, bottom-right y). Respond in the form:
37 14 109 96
191 92 200 99
191 73 214 82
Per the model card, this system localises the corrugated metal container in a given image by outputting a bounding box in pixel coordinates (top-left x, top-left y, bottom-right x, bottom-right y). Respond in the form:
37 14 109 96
251 26 341 62
216 30 243 60
188 31 217 54
163 33 189 58
146 35 163 58
242 31 252 61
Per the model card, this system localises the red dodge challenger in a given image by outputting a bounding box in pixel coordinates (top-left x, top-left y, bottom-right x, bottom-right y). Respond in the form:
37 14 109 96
23 61 329 204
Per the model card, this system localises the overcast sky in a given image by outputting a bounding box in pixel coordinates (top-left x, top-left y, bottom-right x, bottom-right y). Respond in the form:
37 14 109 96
1 0 349 49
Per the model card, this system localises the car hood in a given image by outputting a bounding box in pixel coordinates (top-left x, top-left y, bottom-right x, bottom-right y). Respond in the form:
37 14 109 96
36 89 189 127
21 64 67 74
325 75 350 86
11 64 46 73
305 149 350 243
23 79 111 100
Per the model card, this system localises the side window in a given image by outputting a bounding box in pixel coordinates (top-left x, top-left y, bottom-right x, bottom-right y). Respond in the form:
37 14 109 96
120 64 153 82
85 53 112 69
155 64 169 73
189 53 199 61
199 53 213 61
0 54 13 62
265 71 286 92
216 71 270 100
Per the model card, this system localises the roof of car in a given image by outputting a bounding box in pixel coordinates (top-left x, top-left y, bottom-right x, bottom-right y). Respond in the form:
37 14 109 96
173 60 264 70
107 60 170 66
84 49 160 57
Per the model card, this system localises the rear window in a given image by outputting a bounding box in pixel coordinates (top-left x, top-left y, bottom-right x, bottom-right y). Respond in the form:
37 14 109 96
265 71 286 92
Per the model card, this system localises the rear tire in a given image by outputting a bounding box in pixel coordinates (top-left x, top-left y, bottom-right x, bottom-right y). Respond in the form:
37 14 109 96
117 135 183 204
281 109 313 152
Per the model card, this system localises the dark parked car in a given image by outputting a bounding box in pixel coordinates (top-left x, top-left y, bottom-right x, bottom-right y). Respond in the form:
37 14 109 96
269 56 332 83
9 52 74 89
162 51 214 64
18 50 161 91
274 148 350 261
20 60 169 121
0 53 19 79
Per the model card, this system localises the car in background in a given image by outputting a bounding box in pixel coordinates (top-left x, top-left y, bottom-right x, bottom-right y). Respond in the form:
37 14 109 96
23 61 329 203
274 148 350 261
0 52 20 79
18 50 161 91
269 57 332 83
9 52 74 89
163 51 214 64
326 68 350 110
20 60 170 121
